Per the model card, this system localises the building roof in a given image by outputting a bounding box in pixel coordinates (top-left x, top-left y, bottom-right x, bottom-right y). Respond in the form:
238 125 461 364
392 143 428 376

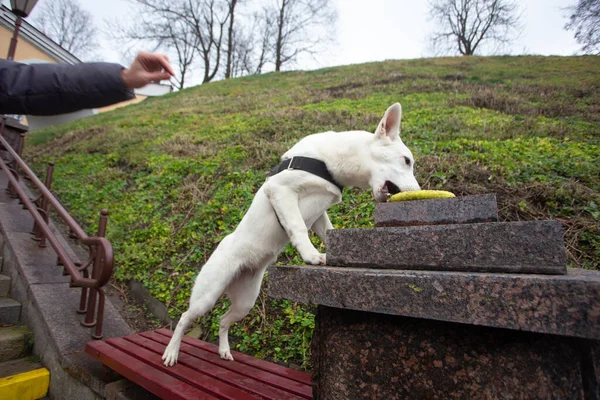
0 5 81 65
135 83 173 97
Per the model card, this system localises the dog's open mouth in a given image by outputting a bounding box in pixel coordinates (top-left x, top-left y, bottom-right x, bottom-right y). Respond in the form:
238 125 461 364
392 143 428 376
379 180 401 202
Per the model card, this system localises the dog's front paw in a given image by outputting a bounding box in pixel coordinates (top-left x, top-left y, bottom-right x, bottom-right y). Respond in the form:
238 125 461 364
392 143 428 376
162 346 179 367
304 252 326 265
219 348 234 361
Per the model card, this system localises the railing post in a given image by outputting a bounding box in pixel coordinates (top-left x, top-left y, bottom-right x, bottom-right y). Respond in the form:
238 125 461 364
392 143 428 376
0 118 6 174
97 209 109 242
0 116 5 147
5 133 25 200
16 132 25 162
82 247 98 329
93 210 109 339
32 162 54 247
93 288 106 340
77 268 89 314
82 209 109 339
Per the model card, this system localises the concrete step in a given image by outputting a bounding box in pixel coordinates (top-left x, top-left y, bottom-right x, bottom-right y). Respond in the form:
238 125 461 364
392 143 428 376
0 274 9 298
0 326 32 363
0 356 43 378
0 297 20 325
0 357 49 400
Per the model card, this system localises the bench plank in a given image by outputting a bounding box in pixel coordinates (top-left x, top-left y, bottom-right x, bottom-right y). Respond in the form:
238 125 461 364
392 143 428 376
86 340 218 400
144 331 311 399
106 337 259 400
86 330 313 400
156 328 312 385
126 334 304 400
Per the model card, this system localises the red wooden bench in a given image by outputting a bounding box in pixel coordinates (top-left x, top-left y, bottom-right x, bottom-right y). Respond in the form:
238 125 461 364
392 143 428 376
85 329 313 400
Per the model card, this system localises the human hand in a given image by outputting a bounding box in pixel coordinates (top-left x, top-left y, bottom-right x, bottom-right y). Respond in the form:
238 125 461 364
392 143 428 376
121 51 175 89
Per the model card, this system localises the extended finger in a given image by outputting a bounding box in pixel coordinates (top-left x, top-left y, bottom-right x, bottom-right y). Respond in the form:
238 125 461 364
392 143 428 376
153 54 175 76
145 71 173 82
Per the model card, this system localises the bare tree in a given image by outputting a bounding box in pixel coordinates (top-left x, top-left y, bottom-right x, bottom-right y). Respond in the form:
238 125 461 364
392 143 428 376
229 9 274 76
428 0 522 56
111 6 199 90
122 0 229 84
195 0 228 83
31 0 98 59
224 0 239 79
222 0 274 78
565 0 600 55
113 0 337 85
229 23 255 77
164 21 200 90
267 0 337 72
254 9 274 74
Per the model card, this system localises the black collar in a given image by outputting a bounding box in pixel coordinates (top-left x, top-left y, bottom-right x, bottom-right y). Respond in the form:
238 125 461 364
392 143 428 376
268 156 344 192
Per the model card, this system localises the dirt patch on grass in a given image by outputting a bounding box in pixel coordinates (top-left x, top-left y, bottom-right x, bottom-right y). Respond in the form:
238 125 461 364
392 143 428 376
35 127 108 158
451 83 600 121
162 135 216 158
105 282 166 333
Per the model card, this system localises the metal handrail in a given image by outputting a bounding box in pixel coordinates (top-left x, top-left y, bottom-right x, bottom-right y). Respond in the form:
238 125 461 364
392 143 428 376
0 117 114 339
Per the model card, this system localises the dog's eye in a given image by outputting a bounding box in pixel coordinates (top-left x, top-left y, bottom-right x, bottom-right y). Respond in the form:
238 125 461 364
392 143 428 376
403 156 411 166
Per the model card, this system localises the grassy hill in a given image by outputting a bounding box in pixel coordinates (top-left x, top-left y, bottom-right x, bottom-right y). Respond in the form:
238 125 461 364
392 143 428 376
25 56 600 369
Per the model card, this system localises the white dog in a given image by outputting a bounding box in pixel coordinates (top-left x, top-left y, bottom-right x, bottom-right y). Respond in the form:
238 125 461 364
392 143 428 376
162 103 420 366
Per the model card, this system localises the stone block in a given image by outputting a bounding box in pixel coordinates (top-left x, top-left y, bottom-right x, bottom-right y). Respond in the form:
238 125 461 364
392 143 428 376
0 326 31 363
311 306 592 399
0 297 21 325
267 265 600 340
0 274 9 297
375 194 498 227
326 220 566 274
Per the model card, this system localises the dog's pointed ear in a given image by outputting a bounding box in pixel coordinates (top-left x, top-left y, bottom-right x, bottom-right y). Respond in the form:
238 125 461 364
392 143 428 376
375 103 402 141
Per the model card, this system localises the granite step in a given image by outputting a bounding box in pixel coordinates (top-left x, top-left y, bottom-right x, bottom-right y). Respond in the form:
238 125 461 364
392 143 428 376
375 194 499 227
326 220 567 274
0 297 21 325
267 265 600 340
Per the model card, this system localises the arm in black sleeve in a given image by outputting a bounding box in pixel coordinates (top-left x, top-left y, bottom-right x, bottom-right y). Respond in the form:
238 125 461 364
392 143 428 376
0 60 136 116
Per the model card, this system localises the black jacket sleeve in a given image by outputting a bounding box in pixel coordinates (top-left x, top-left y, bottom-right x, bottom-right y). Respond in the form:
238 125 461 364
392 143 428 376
0 60 136 116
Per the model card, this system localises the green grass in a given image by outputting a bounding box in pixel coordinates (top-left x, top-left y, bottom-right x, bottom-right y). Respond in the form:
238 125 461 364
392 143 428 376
24 55 600 369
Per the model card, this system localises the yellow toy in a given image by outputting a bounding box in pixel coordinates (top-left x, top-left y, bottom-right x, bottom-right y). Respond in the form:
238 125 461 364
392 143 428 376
388 190 455 202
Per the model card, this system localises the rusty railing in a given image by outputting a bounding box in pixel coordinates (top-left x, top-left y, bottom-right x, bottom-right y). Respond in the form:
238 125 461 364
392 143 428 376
0 117 114 339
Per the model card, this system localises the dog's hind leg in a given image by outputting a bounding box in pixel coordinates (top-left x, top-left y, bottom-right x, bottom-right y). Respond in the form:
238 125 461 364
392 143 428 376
218 266 268 361
162 301 216 366
162 288 223 366
311 212 334 244
162 252 237 366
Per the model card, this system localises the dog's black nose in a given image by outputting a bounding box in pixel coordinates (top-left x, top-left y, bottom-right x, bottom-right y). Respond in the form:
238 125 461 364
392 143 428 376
385 181 401 195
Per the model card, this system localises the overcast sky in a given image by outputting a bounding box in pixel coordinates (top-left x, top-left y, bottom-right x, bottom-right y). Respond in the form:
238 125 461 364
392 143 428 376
7 0 583 85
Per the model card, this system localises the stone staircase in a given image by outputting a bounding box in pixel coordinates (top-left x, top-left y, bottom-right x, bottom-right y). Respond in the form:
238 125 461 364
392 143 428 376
0 171 159 399
0 257 50 400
